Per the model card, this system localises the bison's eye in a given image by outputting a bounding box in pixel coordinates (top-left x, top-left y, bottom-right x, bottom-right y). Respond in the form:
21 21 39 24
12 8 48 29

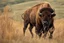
42 14 45 17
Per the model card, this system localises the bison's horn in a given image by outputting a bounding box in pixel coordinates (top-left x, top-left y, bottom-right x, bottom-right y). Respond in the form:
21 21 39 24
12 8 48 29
51 13 54 15
51 12 55 14
39 13 42 16
51 12 56 17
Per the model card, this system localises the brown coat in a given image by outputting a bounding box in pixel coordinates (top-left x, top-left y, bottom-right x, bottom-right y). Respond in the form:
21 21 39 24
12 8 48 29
23 2 55 38
24 2 51 25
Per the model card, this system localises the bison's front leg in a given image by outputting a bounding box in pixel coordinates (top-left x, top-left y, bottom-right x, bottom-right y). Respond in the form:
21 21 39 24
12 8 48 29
43 27 49 39
35 25 42 38
43 30 48 39
49 25 55 39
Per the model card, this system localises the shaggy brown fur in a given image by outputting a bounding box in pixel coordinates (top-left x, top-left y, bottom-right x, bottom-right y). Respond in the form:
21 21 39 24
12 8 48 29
23 2 56 38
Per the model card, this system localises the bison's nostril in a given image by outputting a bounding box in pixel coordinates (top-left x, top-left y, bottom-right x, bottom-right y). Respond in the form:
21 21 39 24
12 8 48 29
43 21 48 25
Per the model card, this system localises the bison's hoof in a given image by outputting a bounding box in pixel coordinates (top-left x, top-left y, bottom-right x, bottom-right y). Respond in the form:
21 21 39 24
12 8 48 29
43 35 46 39
49 36 52 39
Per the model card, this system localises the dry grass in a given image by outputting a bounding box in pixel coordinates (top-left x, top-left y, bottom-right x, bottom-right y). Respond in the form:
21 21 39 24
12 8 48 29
0 9 64 43
1 18 63 43
9 18 64 43
0 2 64 43
0 6 18 43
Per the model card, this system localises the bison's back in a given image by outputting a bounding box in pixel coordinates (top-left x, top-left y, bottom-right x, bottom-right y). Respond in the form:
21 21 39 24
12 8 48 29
24 2 51 25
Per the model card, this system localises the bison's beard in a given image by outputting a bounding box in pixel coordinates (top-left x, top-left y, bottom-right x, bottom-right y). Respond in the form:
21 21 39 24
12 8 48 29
42 21 50 33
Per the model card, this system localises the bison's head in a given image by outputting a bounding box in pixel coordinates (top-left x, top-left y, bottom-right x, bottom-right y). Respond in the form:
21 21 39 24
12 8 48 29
39 8 56 32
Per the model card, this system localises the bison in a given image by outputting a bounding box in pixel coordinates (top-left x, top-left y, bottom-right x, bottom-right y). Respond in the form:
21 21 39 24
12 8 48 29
22 2 56 39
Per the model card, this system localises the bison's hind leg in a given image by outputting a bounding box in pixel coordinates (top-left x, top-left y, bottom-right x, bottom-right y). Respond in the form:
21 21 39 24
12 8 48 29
23 21 29 36
29 23 33 38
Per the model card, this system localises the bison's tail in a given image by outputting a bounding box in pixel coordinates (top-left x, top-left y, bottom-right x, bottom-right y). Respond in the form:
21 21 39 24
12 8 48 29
21 13 24 20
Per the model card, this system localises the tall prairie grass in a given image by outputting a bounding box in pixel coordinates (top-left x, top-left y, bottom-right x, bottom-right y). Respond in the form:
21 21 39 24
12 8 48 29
0 5 15 43
0 2 64 43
